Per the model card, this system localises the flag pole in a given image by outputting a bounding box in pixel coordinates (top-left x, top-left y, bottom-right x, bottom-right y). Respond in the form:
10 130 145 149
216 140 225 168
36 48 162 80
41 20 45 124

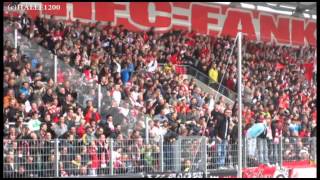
237 28 243 178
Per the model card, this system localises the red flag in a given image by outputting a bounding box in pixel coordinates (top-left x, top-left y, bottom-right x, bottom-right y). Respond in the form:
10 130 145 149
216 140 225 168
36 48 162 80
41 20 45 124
276 63 285 70
143 32 149 42
303 63 313 81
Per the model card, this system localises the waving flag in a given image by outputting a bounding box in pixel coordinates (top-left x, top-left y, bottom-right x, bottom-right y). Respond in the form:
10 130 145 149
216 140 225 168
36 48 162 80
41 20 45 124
246 123 266 138
303 63 313 82
276 63 285 70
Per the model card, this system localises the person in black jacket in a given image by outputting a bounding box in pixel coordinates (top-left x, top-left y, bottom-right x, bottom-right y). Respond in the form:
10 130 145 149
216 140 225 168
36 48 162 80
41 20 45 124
212 102 225 119
163 124 178 172
310 121 317 163
229 120 238 168
214 108 231 169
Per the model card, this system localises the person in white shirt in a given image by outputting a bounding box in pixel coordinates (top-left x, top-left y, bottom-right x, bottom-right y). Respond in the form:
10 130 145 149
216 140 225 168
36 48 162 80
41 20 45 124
51 116 68 138
114 57 121 74
112 85 122 106
153 119 167 139
147 58 158 73
27 113 42 132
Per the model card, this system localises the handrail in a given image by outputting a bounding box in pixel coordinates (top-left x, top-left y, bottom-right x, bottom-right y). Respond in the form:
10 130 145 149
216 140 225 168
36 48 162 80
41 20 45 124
158 63 237 102
188 65 237 95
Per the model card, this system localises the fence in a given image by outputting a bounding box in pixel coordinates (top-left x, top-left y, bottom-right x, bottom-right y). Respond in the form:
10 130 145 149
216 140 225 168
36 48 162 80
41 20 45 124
3 136 316 178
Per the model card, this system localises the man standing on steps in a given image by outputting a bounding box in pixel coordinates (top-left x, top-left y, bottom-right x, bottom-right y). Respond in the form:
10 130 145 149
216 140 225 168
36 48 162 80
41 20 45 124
215 108 231 169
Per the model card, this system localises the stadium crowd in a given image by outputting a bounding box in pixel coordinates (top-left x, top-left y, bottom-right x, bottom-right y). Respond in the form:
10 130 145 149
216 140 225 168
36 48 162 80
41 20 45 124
3 13 317 177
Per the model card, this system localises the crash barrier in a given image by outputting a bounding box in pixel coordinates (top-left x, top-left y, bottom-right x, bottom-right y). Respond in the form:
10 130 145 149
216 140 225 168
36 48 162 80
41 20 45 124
3 136 316 178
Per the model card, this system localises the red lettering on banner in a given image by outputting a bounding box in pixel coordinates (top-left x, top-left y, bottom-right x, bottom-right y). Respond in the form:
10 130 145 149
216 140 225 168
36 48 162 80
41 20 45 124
172 25 189 31
95 2 125 22
252 10 259 19
117 18 141 32
42 2 66 16
291 19 316 46
73 2 91 20
221 5 229 15
172 2 191 9
191 4 220 36
4 2 317 47
129 2 171 29
222 10 256 40
172 14 188 21
260 15 290 44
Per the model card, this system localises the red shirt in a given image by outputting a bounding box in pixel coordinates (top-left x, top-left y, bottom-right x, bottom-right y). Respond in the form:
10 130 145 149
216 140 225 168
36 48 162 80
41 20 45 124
170 53 180 64
85 110 101 123
143 32 149 42
83 69 91 81
54 30 63 39
175 105 182 113
299 130 309 137
53 116 59 123
187 31 196 39
186 40 195 47
226 78 234 91
243 110 254 125
201 47 209 58
279 94 289 109
57 69 65 84
312 111 317 122
88 146 99 169
77 124 85 138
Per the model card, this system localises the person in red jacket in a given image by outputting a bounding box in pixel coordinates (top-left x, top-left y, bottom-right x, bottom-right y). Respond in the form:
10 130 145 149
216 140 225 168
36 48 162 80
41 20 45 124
77 120 86 138
84 107 101 124
299 126 309 138
87 140 99 176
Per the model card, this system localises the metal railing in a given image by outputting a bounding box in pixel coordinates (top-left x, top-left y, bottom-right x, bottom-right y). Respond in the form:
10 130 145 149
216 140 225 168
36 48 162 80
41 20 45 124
158 63 237 102
245 137 316 168
3 136 207 178
3 136 316 178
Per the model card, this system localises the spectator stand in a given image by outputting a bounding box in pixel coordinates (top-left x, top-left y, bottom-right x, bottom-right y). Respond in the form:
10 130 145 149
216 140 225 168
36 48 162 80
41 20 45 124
3 13 317 178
